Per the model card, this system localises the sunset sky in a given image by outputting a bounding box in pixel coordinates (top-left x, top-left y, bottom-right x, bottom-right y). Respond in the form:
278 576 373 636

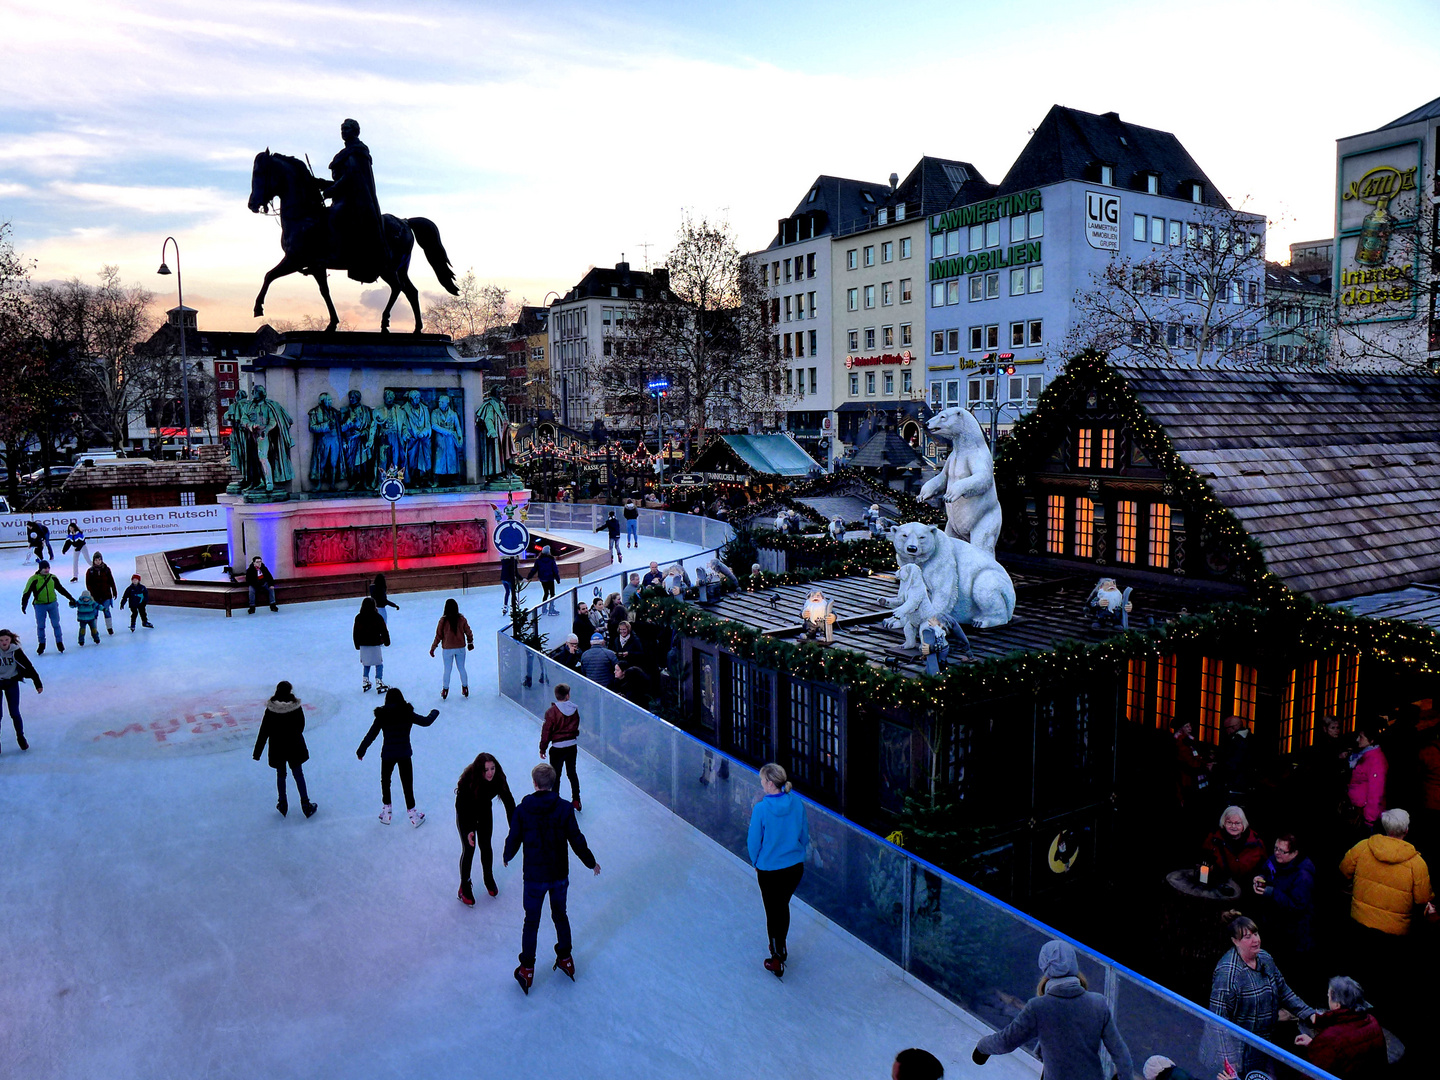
4 0 1439 331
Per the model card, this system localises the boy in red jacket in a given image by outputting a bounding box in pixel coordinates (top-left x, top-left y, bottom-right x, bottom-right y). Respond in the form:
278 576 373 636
541 683 582 811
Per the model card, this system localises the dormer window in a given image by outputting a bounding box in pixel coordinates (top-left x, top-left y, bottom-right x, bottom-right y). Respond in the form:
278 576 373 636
1100 164 1114 186
877 208 888 226
1189 181 1203 203
895 203 906 221
1145 173 1159 194
807 188 817 204
862 191 875 203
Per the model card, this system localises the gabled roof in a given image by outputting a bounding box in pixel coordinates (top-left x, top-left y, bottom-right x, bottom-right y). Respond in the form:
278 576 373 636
714 433 821 476
890 156 994 218
1114 362 1440 602
770 174 889 247
848 429 925 470
1265 261 1329 296
1381 95 1440 130
998 105 1230 208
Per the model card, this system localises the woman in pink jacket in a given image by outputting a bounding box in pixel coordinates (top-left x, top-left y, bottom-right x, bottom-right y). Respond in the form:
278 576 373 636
1347 724 1388 829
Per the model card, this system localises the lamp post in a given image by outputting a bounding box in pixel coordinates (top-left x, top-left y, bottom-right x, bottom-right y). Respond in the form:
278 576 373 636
156 237 193 459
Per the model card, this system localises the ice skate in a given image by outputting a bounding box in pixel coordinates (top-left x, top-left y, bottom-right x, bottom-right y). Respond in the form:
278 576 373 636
16 734 28 751
407 807 425 828
107 626 113 635
35 643 44 655
276 800 288 817
77 635 84 647
441 688 448 700
269 604 278 612
56 643 64 653
553 956 575 981
572 796 582 812
130 625 136 632
378 804 393 825
376 681 389 694
764 956 786 978
302 801 318 818
362 678 372 692
142 621 154 628
484 875 498 897
247 606 255 614
461 686 469 698
514 965 534 995
458 881 475 906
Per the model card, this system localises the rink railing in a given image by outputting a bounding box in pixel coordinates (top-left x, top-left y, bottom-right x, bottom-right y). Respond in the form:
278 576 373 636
497 506 1337 1080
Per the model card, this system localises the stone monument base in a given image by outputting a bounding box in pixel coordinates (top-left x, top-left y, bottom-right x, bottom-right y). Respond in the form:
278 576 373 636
219 489 530 580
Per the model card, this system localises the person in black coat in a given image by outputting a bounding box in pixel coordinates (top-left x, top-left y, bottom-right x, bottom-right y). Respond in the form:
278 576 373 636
613 662 651 707
593 511 622 562
571 602 595 648
253 680 316 818
613 622 643 666
503 762 601 993
455 752 517 904
353 597 392 693
367 572 400 623
549 634 583 671
500 555 519 614
245 555 278 614
356 687 439 826
526 545 560 615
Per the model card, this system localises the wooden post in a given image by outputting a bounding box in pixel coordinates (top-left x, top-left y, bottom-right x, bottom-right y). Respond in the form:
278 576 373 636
391 499 398 569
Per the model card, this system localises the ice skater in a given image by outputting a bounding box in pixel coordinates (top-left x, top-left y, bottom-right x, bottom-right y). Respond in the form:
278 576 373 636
20 560 75 655
356 687 439 826
499 553 518 615
527 545 560 615
252 680 316 818
594 510 622 562
24 521 52 564
62 521 89 582
120 573 154 630
0 629 42 752
623 498 639 547
74 590 101 645
747 762 809 978
245 555 279 614
454 752 516 904
429 597 474 699
353 596 391 692
367 572 399 623
84 552 117 635
503 761 600 994
541 683 582 811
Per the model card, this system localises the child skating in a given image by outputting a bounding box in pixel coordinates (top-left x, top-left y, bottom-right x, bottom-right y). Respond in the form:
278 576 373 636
119 574 154 630
85 552 118 635
74 590 101 645
356 687 439 826
541 683 582 811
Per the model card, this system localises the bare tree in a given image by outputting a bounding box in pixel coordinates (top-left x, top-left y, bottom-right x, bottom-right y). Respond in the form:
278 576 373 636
589 214 780 444
423 271 513 351
271 313 354 333
1066 205 1270 366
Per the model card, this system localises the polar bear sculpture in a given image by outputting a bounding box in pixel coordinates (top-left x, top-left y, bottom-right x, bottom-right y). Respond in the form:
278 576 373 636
891 521 1015 628
888 562 949 649
918 406 1003 556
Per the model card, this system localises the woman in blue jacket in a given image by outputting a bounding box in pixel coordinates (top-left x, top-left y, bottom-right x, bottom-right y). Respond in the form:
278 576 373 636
747 762 809 978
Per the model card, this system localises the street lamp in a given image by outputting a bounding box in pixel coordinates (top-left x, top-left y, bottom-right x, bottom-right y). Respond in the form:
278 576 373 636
156 237 193 459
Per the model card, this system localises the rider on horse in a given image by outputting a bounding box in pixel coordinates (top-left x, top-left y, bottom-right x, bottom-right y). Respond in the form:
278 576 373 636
319 118 388 283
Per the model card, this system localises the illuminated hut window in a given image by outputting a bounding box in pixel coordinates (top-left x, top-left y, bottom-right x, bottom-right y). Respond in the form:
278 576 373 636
1232 663 1257 725
1198 657 1224 744
1149 503 1171 568
1076 429 1092 469
1115 500 1138 563
1046 495 1065 554
1100 428 1116 469
1126 658 1147 724
1154 654 1177 730
1074 497 1095 558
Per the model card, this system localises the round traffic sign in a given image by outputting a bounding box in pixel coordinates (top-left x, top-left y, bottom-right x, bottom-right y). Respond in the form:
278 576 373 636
494 519 531 557
380 476 405 503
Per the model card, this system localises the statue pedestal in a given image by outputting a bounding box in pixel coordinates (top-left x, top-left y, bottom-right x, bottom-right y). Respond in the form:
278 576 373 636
219 489 530 579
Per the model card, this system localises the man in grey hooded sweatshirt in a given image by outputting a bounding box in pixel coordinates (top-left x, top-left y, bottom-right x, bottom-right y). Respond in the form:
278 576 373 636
973 940 1133 1080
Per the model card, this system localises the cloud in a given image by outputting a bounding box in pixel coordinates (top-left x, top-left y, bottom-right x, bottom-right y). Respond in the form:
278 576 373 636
359 288 390 311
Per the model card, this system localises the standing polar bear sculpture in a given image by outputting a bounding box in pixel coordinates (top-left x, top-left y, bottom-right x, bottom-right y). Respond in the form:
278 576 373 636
891 521 1015 628
918 406 1003 556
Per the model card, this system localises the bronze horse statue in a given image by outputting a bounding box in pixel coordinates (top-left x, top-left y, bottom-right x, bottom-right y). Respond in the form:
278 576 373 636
248 150 458 333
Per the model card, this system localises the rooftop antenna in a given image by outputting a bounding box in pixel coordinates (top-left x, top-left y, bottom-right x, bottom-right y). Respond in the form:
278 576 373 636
637 241 654 271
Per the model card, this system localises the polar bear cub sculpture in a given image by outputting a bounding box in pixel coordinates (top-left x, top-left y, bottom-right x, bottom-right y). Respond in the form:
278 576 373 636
918 406 1003 556
888 562 949 649
891 521 1015 628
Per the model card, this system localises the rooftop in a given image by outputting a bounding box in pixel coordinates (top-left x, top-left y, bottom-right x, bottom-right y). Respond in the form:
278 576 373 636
707 433 822 477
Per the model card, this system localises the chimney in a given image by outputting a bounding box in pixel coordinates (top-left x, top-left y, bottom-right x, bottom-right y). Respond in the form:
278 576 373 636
889 172 899 191
1102 111 1120 121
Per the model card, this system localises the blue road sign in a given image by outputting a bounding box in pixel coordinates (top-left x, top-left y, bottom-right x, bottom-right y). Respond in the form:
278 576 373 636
494 518 532 557
379 476 405 503
646 377 670 393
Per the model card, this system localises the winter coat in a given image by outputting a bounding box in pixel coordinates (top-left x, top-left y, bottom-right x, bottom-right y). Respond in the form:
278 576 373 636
573 612 597 644
244 563 274 589
353 609 391 649
1200 827 1267 883
1259 855 1316 954
74 593 99 622
614 630 643 665
615 666 651 706
527 554 559 582
1214 727 1255 796
540 700 580 754
455 769 516 833
431 614 473 651
62 529 86 553
1347 746 1388 826
621 582 640 607
367 580 398 610
120 582 148 610
252 698 309 768
580 644 616 687
21 573 74 609
1339 833 1434 935
641 569 665 588
623 503 638 521
502 789 596 882
595 517 620 539
548 643 582 671
1174 732 1209 806
976 976 1134 1080
1205 947 1313 1077
85 562 118 602
357 702 439 761
499 556 518 584
1300 1008 1386 1080
747 790 809 871
1420 740 1440 812
0 643 41 690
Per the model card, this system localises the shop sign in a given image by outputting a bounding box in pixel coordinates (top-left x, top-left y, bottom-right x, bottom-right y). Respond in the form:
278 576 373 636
930 189 1042 234
1336 140 1423 325
702 472 747 483
845 350 913 369
929 242 1041 281
1084 191 1120 250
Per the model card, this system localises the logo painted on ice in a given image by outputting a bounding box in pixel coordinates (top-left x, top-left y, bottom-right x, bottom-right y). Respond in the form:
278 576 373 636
86 692 337 757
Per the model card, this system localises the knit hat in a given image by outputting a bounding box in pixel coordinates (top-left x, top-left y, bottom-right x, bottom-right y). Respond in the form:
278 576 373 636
1038 939 1079 979
1143 1058 1176 1080
590 632 606 645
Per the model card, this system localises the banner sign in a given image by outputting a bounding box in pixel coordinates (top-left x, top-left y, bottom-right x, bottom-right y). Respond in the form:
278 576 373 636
0 505 225 547
1085 191 1121 250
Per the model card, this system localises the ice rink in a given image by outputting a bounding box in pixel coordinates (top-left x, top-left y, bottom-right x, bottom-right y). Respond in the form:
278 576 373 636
0 527 1024 1080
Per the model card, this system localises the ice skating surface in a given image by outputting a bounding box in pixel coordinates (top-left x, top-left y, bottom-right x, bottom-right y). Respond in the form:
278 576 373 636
0 531 1028 1080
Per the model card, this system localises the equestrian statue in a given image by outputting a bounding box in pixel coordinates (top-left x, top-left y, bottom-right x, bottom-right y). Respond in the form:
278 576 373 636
248 118 459 333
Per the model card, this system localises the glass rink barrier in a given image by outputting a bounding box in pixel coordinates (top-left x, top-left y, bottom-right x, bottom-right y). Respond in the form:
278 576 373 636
524 501 733 553
498 568 1340 1080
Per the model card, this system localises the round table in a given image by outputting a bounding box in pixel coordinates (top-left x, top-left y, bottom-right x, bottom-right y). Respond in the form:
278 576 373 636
1166 868 1242 900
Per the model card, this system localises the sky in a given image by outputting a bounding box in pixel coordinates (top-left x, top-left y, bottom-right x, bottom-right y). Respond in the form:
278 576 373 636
3 0 1439 332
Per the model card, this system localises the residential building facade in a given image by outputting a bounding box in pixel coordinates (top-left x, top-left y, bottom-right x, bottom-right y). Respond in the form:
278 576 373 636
1264 262 1330 363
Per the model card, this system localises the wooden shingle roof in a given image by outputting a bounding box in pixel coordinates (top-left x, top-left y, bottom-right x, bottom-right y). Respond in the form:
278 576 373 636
1115 363 1440 602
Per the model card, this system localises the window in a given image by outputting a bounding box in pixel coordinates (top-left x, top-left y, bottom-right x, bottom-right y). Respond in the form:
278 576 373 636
882 241 893 262
877 208 888 226
967 380 982 404
1115 500 1137 563
932 282 946 307
1008 376 1023 402
1152 217 1165 245
808 291 817 318
610 286 618 296
900 323 912 346
794 367 804 395
785 370 793 394
848 330 859 351
931 382 943 405
1145 173 1159 194
1198 658 1224 744
1190 182 1203 203
946 280 960 305
883 325 894 348
848 288 859 311
864 246 874 267
1148 503 1171 567
864 285 875 309
865 372 876 394
1028 210 1043 237
1026 375 1043 402
771 261 780 284
602 306 614 325
1154 655 1177 730
931 233 945 259
932 330 945 354
806 253 815 278
864 327 876 350
111 495 129 510
784 260 792 283
1046 495 1066 553
969 276 983 302
1100 164 1114 186
1126 658 1148 724
1074 497 1095 557
902 370 912 394
882 282 893 306
1028 265 1044 293
947 328 961 353
1011 322 1025 347
986 273 1000 299
1133 214 1147 242
900 279 912 303
809 368 817 394
947 380 961 404
985 221 1000 247
1011 215 1026 243
782 334 792 358
847 249 858 270
884 372 894 395
808 329 817 355
850 373 860 396
969 224 984 251
970 326 983 351
1076 428 1092 468
1028 320 1043 346
985 324 999 349
947 230 961 256
783 296 792 322
1100 428 1115 469
1010 268 1026 296
1168 220 1181 246
899 237 911 259
794 331 805 358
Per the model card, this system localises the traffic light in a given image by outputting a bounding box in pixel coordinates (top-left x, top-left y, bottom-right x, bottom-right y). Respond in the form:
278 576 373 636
1004 365 1016 376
